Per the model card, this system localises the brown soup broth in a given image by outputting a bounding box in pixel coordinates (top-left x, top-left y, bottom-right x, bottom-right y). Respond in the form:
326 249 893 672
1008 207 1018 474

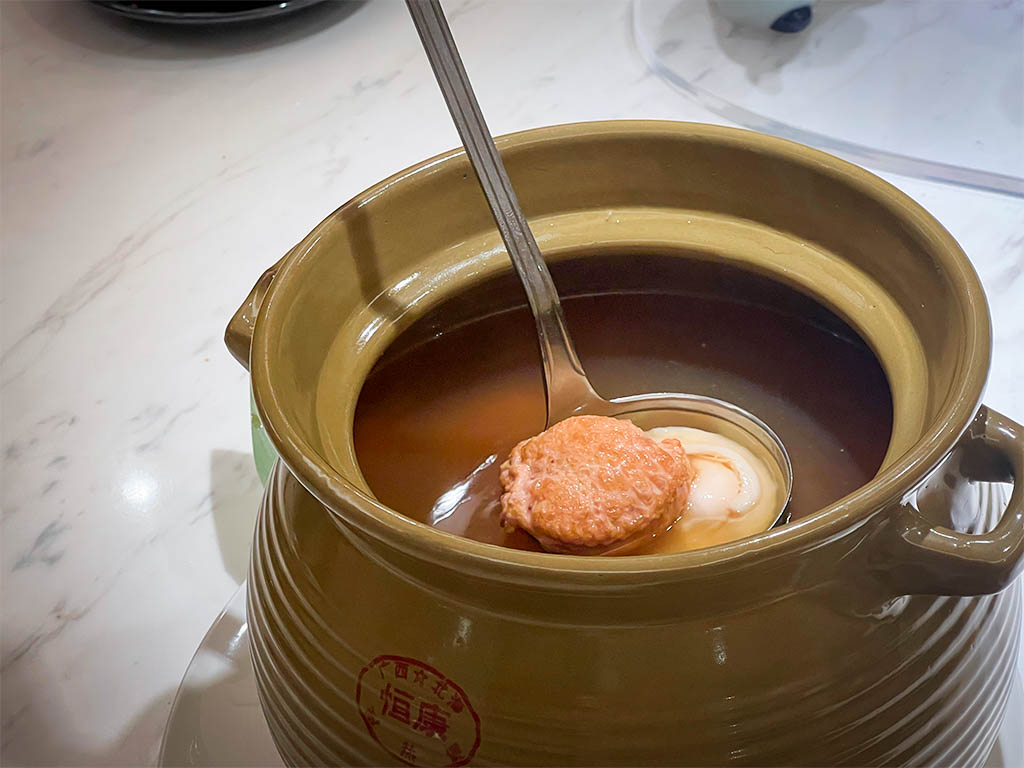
351 255 893 551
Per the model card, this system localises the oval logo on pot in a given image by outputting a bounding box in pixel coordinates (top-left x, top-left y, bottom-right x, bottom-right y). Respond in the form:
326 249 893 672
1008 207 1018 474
356 655 481 767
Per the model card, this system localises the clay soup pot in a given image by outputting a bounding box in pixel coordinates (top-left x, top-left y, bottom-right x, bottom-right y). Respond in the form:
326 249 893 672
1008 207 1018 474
227 121 1024 766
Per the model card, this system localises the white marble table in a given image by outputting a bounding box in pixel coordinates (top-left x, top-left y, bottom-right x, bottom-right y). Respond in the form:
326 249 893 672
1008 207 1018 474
1 1 1022 765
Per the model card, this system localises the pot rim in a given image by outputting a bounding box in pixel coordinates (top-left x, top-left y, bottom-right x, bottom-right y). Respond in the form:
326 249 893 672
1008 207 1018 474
250 120 991 579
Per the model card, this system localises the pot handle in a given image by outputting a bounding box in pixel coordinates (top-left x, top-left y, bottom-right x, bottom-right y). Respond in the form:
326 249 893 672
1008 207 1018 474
886 406 1024 596
224 257 285 371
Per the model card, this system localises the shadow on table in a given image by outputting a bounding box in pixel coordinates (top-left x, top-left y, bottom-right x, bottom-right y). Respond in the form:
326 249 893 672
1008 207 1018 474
208 449 265 585
12 0 366 61
2 682 171 766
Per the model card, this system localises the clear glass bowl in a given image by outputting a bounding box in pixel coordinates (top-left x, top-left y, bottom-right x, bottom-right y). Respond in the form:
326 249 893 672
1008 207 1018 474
633 0 1024 197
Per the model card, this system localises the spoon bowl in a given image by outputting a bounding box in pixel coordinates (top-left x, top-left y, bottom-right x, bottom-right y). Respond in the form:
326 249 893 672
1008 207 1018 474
604 392 793 527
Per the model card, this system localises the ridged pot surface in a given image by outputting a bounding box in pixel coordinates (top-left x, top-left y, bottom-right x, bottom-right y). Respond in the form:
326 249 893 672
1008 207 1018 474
248 460 1020 766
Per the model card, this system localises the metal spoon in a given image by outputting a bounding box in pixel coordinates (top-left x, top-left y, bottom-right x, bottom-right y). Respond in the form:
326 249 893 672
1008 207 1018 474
407 0 793 521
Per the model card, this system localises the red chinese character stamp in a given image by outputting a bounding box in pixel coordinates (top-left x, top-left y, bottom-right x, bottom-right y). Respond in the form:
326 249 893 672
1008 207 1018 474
356 656 481 767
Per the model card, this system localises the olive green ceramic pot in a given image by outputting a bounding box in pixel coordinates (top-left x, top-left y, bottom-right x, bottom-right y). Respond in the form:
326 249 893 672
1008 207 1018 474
226 121 1024 766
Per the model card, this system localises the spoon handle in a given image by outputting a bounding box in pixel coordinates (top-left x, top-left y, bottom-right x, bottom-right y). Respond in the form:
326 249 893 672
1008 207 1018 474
406 0 600 425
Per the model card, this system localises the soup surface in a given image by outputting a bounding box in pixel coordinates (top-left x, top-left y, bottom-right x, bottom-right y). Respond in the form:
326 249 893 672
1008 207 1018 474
347 255 894 552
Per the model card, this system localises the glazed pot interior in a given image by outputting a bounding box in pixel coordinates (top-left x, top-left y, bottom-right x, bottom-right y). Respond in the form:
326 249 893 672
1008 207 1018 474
345 250 897 540
252 121 989 566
